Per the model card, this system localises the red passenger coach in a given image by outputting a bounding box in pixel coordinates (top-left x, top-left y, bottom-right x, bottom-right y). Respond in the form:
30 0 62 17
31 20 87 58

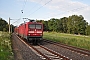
15 20 43 44
14 27 19 35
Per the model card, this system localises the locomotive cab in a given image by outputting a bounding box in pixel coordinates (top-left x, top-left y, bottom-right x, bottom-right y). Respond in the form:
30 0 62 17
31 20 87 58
27 22 43 44
15 20 43 45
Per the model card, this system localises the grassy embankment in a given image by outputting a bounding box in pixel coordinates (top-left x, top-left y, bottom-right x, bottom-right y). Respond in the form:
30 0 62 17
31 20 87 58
0 31 13 60
43 32 90 50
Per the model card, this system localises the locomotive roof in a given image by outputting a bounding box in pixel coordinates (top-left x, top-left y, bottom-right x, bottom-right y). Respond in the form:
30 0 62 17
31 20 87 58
19 21 42 26
27 21 42 24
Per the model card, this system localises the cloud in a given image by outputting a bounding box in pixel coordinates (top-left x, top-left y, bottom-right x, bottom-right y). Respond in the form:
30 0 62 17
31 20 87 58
28 0 90 23
80 6 90 23
29 0 87 10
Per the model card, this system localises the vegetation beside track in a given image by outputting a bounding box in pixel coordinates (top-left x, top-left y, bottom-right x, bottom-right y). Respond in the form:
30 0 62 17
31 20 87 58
0 31 14 60
43 32 90 50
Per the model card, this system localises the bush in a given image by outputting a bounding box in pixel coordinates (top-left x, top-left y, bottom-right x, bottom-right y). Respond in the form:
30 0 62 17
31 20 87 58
0 31 13 60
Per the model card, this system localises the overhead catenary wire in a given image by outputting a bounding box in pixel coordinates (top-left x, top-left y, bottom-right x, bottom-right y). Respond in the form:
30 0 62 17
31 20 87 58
12 0 89 25
47 1 81 14
41 0 90 20
20 0 27 19
21 0 44 22
25 0 43 15
26 0 86 21
21 0 27 13
27 0 52 18
20 0 27 22
44 5 89 20
12 0 27 26
12 0 44 25
12 19 20 24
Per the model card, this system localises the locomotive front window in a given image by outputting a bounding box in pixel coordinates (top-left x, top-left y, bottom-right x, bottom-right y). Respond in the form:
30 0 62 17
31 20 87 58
36 24 42 29
29 24 42 29
29 24 35 29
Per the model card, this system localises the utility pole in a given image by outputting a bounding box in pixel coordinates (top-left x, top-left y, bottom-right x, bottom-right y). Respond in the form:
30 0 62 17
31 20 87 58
9 17 10 34
11 24 12 33
8 18 20 34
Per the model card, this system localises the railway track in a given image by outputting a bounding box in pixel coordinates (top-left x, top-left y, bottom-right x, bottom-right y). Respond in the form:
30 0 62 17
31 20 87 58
14 33 90 60
30 44 71 60
43 39 90 57
16 34 72 60
12 33 43 60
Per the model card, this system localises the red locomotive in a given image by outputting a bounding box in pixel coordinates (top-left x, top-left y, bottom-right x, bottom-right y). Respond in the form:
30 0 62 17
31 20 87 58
14 20 43 44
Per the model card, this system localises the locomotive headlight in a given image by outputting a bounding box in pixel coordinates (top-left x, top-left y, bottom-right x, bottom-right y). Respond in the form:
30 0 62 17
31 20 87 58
28 34 30 35
35 29 36 31
40 34 42 35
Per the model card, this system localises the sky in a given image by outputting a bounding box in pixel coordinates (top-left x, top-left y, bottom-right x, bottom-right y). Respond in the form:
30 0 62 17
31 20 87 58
0 0 90 26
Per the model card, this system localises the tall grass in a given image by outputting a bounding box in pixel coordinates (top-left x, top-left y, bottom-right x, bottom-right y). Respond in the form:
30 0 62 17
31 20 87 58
43 32 90 50
0 31 13 60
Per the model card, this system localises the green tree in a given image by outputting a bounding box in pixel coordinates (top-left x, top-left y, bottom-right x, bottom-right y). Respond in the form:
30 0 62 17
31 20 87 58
67 16 73 34
48 19 53 31
60 17 68 33
48 18 59 32
86 25 90 35
43 21 48 31
36 15 89 35
0 18 8 32
67 15 88 35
